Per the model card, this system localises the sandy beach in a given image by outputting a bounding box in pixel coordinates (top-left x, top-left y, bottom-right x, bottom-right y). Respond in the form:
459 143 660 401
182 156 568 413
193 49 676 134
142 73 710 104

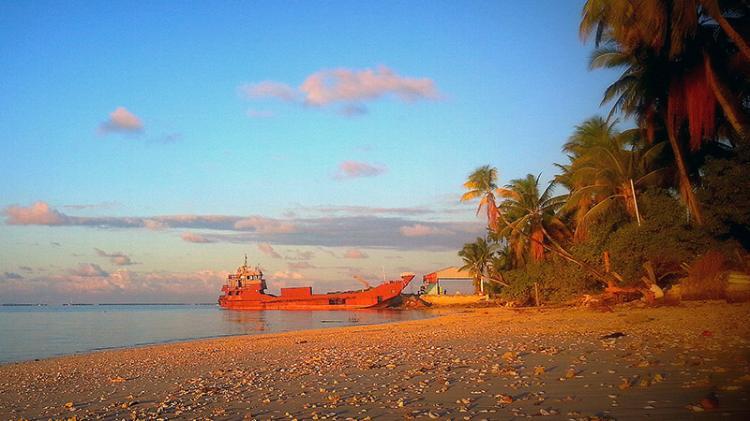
1 301 749 420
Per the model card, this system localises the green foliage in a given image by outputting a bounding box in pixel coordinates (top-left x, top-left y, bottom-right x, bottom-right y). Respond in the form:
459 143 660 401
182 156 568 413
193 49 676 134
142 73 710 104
496 174 568 266
458 237 497 294
461 0 750 303
604 190 716 284
498 259 600 304
700 145 750 248
569 205 629 262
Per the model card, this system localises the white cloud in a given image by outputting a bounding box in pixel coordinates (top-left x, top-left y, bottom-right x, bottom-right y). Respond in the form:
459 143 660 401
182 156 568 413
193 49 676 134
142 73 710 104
270 270 304 280
399 223 453 237
240 81 297 101
4 201 67 225
334 160 387 180
99 107 144 134
180 232 214 243
343 249 368 259
239 66 439 116
4 201 482 250
257 243 281 258
69 263 109 277
0 266 229 303
234 217 296 233
301 66 438 106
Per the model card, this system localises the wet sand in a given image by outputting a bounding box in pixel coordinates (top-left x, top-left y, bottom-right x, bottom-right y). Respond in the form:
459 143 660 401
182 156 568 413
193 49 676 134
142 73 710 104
1 301 749 420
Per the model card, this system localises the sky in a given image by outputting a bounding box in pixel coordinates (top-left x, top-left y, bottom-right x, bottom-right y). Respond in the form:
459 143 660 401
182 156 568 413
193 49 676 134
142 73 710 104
0 0 619 303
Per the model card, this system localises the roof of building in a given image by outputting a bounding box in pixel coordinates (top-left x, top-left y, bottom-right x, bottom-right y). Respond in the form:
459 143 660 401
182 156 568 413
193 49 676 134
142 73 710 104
423 266 472 282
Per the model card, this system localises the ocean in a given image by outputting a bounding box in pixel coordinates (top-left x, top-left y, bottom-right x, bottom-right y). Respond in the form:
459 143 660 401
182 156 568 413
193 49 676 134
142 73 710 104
0 304 430 364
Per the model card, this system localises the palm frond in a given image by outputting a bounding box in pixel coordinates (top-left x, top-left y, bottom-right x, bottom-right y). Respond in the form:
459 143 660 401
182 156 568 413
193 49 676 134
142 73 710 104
582 195 620 224
460 190 481 202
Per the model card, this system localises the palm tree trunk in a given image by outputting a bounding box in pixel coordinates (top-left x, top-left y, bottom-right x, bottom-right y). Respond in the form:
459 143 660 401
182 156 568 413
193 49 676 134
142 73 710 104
630 178 642 226
704 53 750 140
538 226 614 287
702 0 750 63
666 121 704 225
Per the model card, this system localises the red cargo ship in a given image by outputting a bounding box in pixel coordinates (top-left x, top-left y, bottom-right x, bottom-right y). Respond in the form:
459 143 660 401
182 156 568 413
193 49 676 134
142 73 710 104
218 257 415 310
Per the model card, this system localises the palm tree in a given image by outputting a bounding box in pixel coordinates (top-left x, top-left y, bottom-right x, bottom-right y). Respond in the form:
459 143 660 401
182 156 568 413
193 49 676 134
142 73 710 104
458 237 497 294
700 0 750 62
462 171 618 288
487 243 512 287
581 0 750 224
495 174 569 266
563 116 618 156
561 120 671 234
461 165 500 231
557 117 619 241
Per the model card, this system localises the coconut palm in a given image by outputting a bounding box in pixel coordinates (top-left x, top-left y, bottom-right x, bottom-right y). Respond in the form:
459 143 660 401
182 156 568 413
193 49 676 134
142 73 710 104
557 117 620 241
495 174 570 266
563 116 619 156
463 172 616 288
561 120 671 235
461 165 500 231
486 243 513 287
581 0 750 224
458 237 497 294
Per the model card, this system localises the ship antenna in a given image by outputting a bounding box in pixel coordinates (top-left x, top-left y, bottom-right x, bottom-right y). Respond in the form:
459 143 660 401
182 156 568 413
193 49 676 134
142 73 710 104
244 254 248 267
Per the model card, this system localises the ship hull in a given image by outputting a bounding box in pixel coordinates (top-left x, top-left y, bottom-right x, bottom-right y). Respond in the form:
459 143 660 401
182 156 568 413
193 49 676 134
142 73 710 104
219 278 411 311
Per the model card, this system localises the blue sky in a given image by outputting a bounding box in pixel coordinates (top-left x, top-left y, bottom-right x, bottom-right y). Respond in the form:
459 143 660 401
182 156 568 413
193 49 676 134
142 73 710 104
0 1 619 303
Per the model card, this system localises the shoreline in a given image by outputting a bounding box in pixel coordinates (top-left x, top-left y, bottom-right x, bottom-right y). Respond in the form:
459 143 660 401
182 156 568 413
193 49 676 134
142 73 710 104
1 309 446 367
2 302 749 419
0 306 437 366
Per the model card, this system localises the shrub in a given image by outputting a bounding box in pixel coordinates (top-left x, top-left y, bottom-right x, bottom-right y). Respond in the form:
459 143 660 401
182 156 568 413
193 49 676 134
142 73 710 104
680 250 728 300
700 144 750 248
498 259 600 304
604 189 716 285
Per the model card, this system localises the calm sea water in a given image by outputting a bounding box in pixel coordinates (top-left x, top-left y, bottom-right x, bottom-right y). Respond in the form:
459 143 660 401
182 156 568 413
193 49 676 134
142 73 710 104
0 305 430 364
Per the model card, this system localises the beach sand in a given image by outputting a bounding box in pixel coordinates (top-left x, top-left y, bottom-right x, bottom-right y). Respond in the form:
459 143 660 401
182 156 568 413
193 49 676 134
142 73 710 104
1 301 749 420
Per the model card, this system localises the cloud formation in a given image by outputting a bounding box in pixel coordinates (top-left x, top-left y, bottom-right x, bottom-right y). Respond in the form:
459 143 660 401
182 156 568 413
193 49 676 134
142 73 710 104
234 217 296 233
63 202 119 211
240 66 439 115
288 261 315 270
343 249 368 259
70 263 109 277
399 223 453 237
305 205 433 216
270 270 304 280
99 107 144 134
3 201 482 250
95 248 136 266
301 67 438 106
181 232 214 243
284 249 315 260
0 266 229 304
257 243 281 259
5 201 67 225
334 161 387 180
240 81 298 101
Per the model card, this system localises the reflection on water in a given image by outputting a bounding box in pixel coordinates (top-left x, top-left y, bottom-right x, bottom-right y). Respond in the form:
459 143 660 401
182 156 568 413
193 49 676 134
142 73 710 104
0 305 430 364
222 310 268 332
